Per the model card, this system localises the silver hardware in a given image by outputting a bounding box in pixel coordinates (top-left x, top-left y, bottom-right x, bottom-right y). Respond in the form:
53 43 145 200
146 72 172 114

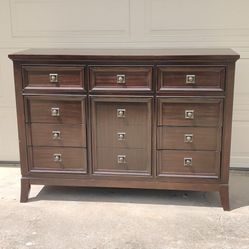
117 155 126 164
185 110 194 119
49 73 58 83
117 132 126 140
184 134 193 143
184 158 192 167
117 74 125 84
52 131 61 140
117 108 126 118
51 107 60 117
186 75 196 84
53 153 62 162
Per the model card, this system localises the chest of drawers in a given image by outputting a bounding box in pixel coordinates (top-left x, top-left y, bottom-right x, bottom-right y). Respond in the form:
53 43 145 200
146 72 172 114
9 48 239 210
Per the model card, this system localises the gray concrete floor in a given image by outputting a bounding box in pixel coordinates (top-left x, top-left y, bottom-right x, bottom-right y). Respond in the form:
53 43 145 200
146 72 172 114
0 166 249 249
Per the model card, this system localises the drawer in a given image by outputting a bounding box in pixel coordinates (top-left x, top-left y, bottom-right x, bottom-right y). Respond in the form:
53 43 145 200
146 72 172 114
158 98 223 127
28 124 86 147
157 127 221 151
157 66 225 91
22 66 84 91
29 147 87 172
89 66 152 92
157 150 220 178
26 97 85 124
93 148 151 175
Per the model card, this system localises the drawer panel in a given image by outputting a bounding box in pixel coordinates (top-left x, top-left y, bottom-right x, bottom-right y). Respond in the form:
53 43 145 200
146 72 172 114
158 98 223 127
23 66 84 90
157 127 221 151
157 66 225 91
89 66 152 91
26 97 85 124
28 124 86 147
157 150 220 178
29 147 87 172
94 148 151 175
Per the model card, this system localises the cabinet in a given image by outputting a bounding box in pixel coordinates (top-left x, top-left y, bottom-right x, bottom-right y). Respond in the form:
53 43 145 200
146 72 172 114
8 48 239 210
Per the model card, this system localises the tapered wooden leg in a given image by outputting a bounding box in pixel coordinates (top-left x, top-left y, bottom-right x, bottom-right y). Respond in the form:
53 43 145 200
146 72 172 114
219 185 230 211
20 178 30 203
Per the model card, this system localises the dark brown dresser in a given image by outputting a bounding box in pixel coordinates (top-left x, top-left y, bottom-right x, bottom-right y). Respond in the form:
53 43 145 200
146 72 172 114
9 48 239 210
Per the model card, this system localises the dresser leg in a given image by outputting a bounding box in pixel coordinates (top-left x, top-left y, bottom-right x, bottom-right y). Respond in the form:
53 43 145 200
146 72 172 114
219 185 230 211
20 178 30 203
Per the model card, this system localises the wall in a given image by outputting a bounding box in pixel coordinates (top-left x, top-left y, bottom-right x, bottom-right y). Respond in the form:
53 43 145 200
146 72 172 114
0 0 249 168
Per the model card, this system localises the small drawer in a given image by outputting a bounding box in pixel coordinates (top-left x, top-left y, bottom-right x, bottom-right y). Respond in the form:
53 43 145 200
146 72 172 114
157 66 225 92
29 147 87 172
26 97 85 124
89 66 152 92
28 124 86 147
22 66 85 91
157 127 221 151
93 148 151 176
158 98 223 127
157 150 220 178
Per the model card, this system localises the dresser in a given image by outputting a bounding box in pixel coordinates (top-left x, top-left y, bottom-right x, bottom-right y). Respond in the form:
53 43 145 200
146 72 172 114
9 48 239 210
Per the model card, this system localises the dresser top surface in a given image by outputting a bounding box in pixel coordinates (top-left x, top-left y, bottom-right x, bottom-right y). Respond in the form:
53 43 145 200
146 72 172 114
9 48 239 61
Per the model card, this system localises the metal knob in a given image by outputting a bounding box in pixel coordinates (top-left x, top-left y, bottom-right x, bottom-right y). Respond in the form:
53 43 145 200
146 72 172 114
186 75 196 84
185 110 194 119
117 155 126 164
117 132 126 140
53 154 62 162
49 73 58 83
117 108 126 118
184 158 192 167
117 74 125 84
52 131 61 140
51 107 60 117
184 134 193 143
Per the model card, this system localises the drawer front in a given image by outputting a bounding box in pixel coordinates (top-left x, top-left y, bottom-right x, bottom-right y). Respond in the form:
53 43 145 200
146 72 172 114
89 66 152 91
94 148 151 175
26 98 85 124
28 124 86 147
91 97 152 176
157 66 225 91
157 127 221 151
29 147 87 172
158 98 223 127
23 66 84 90
157 150 220 178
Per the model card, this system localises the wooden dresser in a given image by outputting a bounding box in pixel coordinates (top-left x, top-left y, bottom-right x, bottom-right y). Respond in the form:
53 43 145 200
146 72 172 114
9 48 239 210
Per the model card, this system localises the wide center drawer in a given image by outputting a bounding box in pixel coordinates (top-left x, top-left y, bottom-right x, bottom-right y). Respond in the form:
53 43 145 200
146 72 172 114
89 66 152 92
158 98 223 127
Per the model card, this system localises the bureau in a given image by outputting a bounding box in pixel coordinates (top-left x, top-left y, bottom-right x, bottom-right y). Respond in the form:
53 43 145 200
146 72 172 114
9 48 239 210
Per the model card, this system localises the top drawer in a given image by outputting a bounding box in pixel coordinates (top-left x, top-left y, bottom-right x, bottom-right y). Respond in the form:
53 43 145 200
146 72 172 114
157 66 225 92
89 66 152 92
22 66 85 91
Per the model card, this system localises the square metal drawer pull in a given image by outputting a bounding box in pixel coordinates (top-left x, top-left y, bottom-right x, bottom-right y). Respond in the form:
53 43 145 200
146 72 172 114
117 132 126 140
117 108 126 118
184 134 193 143
49 73 58 83
186 75 196 84
184 158 192 167
117 74 125 84
117 155 126 164
53 153 62 162
52 131 61 139
51 107 60 117
185 110 194 119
